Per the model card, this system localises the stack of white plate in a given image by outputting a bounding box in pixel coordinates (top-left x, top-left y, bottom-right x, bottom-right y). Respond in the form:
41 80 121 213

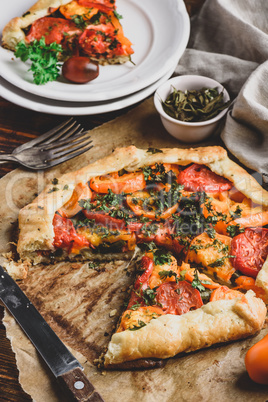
0 0 190 115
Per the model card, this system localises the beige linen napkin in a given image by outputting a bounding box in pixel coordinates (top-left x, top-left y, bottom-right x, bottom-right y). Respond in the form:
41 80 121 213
176 0 268 181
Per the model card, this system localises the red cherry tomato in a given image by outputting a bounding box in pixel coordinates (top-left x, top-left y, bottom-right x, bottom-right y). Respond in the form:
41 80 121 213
62 56 99 84
245 333 268 384
177 164 232 193
231 228 268 278
155 281 203 315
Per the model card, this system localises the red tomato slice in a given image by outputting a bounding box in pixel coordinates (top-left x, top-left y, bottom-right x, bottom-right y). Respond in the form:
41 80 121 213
83 210 126 230
90 171 145 194
53 214 89 251
230 228 268 278
177 164 232 193
127 256 154 309
155 281 203 315
85 211 142 231
26 17 80 45
154 225 184 255
79 24 133 59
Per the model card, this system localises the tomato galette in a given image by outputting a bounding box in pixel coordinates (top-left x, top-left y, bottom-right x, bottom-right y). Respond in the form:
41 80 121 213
15 146 268 368
2 0 134 65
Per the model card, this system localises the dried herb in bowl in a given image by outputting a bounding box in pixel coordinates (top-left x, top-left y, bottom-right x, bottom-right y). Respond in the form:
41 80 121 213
162 87 231 123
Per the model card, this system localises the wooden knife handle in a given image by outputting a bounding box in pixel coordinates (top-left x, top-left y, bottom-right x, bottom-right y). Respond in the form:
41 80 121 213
57 367 104 402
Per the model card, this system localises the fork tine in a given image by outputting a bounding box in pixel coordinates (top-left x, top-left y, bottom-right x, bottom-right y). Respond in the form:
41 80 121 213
12 118 75 154
52 126 84 143
47 144 94 166
42 121 82 145
42 129 87 150
49 139 93 158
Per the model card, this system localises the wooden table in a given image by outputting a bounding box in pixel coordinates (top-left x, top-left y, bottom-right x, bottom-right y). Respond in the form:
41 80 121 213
0 1 205 400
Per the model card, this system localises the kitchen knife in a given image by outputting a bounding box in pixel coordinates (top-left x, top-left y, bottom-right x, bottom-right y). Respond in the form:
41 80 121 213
0 265 104 402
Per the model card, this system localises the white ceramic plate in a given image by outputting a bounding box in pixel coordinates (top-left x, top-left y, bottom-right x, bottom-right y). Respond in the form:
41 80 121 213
0 0 190 102
0 63 176 115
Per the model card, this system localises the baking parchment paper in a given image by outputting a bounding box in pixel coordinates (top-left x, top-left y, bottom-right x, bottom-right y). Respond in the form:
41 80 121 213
1 98 268 402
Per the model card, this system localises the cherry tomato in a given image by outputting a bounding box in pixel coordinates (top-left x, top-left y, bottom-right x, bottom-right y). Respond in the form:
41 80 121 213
245 333 268 384
62 56 99 84
53 213 89 251
26 17 80 45
155 281 203 315
177 164 232 193
231 228 268 278
90 171 146 194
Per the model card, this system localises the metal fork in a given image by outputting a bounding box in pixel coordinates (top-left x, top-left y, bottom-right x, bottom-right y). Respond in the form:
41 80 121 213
0 119 93 170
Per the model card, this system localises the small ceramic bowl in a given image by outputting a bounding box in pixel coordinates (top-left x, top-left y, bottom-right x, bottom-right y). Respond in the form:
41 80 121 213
154 75 230 143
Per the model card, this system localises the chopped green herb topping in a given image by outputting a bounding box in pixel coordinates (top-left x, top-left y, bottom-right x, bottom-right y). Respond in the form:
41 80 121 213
129 320 147 331
146 148 163 154
153 249 172 266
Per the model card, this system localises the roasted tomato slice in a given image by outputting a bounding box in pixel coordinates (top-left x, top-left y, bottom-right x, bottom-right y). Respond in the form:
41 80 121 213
90 171 145 194
25 17 81 45
230 228 268 278
177 164 232 193
78 0 115 11
53 213 89 251
155 281 203 315
79 24 133 59
126 190 178 220
59 1 100 21
127 256 154 309
83 209 126 230
209 286 245 302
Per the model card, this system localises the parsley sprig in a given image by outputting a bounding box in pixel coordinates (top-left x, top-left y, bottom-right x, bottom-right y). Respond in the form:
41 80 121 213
14 37 62 85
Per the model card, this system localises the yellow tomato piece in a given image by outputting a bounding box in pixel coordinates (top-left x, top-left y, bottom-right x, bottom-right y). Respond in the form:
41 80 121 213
203 192 268 234
186 232 235 283
60 0 99 20
117 306 164 333
148 254 178 289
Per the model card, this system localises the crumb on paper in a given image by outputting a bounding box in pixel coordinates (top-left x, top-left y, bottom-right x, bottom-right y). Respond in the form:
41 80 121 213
109 309 117 317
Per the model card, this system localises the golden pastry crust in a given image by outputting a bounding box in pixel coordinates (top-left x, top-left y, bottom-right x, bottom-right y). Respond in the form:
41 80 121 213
2 0 71 50
256 257 268 300
104 290 266 366
17 145 268 260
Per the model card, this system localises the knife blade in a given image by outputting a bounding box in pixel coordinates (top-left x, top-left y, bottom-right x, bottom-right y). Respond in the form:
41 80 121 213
0 265 104 402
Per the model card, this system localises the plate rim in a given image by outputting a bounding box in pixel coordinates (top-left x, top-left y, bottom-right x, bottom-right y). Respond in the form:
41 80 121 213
0 63 178 115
